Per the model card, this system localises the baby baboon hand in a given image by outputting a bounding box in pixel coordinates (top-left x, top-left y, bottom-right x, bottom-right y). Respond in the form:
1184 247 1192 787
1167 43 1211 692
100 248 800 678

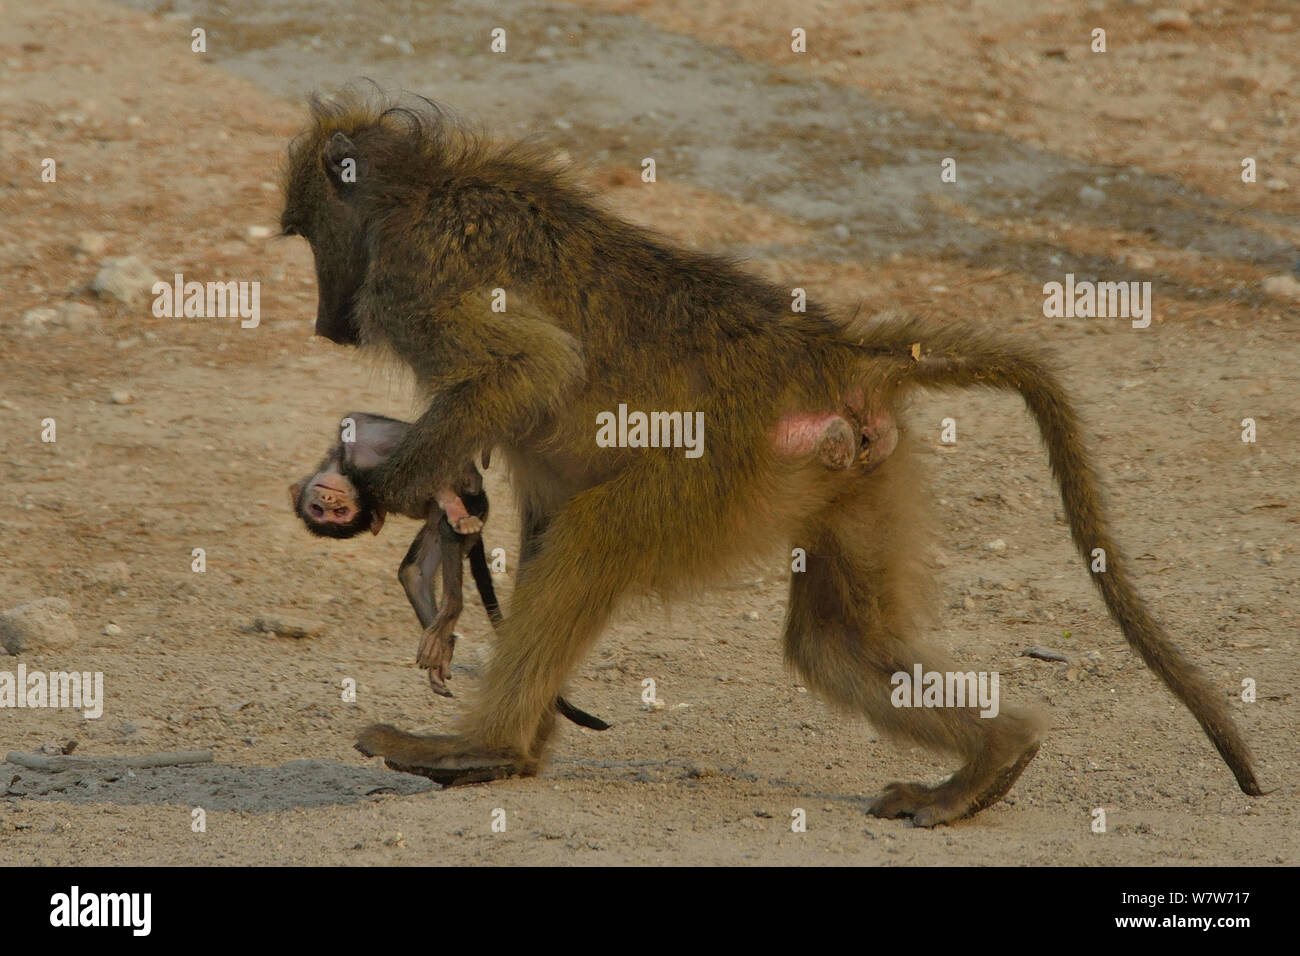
416 626 457 697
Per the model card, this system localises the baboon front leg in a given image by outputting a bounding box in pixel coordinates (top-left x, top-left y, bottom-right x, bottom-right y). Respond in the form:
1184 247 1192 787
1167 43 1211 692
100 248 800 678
358 477 651 783
785 463 1044 826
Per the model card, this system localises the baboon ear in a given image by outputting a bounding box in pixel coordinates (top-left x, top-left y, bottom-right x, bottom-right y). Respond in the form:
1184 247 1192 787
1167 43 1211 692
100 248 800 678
322 132 359 190
288 480 304 511
369 507 386 536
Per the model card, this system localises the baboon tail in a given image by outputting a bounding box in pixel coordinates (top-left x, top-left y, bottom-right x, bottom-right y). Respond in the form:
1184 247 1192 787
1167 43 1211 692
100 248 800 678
848 317 1262 795
467 539 504 627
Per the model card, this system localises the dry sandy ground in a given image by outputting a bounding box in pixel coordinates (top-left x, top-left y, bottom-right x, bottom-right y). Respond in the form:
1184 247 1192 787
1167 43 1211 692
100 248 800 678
0 0 1295 865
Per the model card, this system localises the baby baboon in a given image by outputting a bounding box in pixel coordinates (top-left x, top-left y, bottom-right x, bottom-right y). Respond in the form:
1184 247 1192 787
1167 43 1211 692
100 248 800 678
281 90 1260 823
290 411 609 728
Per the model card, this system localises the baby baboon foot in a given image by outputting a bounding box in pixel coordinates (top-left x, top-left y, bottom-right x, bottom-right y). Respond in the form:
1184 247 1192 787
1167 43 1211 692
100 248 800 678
415 627 457 696
867 742 1042 827
355 724 525 786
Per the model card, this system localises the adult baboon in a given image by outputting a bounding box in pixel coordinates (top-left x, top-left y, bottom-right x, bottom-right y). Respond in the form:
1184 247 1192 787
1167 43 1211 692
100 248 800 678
280 90 1260 824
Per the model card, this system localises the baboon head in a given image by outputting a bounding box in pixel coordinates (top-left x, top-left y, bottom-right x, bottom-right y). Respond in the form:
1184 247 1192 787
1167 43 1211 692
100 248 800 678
280 96 379 346
289 465 385 539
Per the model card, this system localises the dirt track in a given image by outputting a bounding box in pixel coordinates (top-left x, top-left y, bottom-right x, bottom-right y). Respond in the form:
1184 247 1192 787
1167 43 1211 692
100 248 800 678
0 0 1295 865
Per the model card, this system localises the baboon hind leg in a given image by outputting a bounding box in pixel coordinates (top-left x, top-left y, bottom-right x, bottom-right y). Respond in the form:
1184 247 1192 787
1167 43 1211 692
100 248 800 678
784 460 1045 826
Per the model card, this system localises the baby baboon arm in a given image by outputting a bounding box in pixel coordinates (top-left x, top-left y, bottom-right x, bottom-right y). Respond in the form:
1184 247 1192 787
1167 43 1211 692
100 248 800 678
367 313 584 516
397 521 443 630
417 527 466 698
435 487 483 535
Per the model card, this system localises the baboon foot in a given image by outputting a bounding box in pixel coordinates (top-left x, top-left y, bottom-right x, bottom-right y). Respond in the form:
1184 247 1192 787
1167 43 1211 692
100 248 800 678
867 743 1040 827
416 627 457 697
355 725 526 786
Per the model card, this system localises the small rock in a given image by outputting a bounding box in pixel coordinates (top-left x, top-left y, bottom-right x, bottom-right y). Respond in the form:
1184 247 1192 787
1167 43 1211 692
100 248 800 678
1265 178 1289 192
103 623 122 636
75 232 108 256
1078 185 1106 207
58 301 101 333
642 699 666 712
1127 252 1156 270
246 225 272 239
1150 9 1191 31
833 223 851 241
87 561 130 589
396 39 414 55
985 539 1007 552
1262 274 1300 300
742 610 760 622
1206 116 1227 133
20 307 57 332
245 616 326 639
0 598 78 654
1019 646 1069 662
23 303 103 335
110 390 133 405
92 256 160 306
